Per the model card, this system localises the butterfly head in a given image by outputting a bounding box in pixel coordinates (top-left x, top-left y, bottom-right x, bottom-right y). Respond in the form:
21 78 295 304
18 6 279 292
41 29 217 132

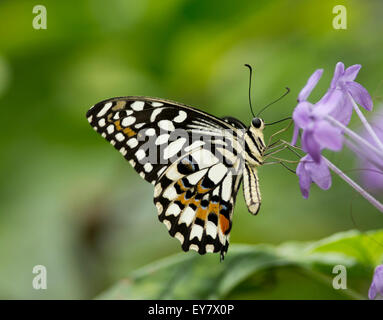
245 117 266 165
251 117 265 131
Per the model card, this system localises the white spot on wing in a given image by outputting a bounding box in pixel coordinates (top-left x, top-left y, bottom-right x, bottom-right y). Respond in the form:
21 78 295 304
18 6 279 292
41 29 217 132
164 138 187 159
166 166 183 181
189 244 199 252
135 149 146 161
98 118 106 127
206 244 215 253
144 162 153 173
145 128 156 136
127 138 138 148
190 225 203 241
155 134 170 145
115 133 125 142
135 123 145 129
166 203 181 217
154 184 162 197
208 163 227 184
187 168 208 185
163 219 171 230
175 232 184 244
158 120 175 131
97 102 112 117
119 147 127 156
206 221 217 238
122 116 136 127
131 101 145 111
150 108 163 122
156 202 163 214
107 125 114 134
163 186 177 200
178 207 195 226
191 149 219 169
174 110 187 123
221 174 232 201
184 141 205 152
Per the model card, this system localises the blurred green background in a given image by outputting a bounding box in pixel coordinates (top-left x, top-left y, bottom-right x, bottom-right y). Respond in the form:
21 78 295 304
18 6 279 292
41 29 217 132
0 0 382 299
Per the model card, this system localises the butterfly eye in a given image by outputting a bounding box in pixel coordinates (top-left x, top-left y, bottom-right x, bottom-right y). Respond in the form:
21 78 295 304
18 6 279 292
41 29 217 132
251 118 262 128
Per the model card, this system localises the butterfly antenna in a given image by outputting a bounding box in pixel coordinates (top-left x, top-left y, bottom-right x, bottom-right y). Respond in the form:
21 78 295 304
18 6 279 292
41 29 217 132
244 64 256 117
265 116 292 126
256 87 290 117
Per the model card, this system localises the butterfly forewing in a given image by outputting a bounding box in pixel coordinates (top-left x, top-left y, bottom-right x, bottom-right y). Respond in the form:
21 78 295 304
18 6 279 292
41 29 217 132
86 96 247 259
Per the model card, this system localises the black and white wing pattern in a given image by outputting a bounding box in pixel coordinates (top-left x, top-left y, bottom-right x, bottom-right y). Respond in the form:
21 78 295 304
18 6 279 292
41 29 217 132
86 97 246 260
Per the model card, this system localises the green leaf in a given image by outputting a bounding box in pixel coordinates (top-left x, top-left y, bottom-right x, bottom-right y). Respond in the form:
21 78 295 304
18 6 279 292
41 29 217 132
97 229 383 300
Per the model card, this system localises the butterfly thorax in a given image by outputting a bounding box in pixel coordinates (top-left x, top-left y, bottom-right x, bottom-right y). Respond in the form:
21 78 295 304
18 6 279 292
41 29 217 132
243 119 266 167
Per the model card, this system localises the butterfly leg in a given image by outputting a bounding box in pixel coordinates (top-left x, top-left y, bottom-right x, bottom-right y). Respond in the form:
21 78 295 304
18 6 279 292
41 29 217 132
265 120 293 152
263 160 297 174
267 155 299 164
264 139 303 162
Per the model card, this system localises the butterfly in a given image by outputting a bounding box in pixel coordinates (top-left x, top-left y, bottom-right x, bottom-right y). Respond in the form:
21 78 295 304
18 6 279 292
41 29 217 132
86 95 270 261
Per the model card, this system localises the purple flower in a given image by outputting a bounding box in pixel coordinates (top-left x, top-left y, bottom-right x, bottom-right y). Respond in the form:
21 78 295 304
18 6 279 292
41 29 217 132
296 154 332 199
369 265 383 300
292 69 343 163
320 62 373 125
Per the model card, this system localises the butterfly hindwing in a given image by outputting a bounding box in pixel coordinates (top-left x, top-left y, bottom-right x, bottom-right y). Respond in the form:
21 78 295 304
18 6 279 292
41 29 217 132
154 147 243 259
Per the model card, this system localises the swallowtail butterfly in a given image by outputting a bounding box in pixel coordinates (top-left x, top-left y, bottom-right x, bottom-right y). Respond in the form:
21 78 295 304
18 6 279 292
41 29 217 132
86 96 268 260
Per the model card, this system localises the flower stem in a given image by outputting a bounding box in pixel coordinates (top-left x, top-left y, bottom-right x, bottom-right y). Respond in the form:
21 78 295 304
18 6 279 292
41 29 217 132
348 93 383 152
326 115 383 160
323 156 383 213
344 139 383 171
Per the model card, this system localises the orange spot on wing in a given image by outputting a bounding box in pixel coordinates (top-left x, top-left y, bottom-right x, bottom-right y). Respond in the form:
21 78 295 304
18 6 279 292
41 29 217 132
208 202 220 215
196 207 208 221
114 120 136 137
114 120 123 131
196 181 210 194
123 127 136 137
177 181 188 193
175 191 201 209
219 214 230 235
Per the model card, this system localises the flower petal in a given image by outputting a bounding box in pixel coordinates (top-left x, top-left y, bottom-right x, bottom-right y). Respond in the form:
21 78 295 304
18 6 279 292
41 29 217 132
330 62 345 89
316 87 343 113
346 81 373 111
298 69 323 101
343 64 361 82
305 158 332 190
302 130 322 163
314 120 343 151
369 283 377 300
296 158 312 199
369 265 383 300
293 101 312 129
291 124 299 145
328 92 353 126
